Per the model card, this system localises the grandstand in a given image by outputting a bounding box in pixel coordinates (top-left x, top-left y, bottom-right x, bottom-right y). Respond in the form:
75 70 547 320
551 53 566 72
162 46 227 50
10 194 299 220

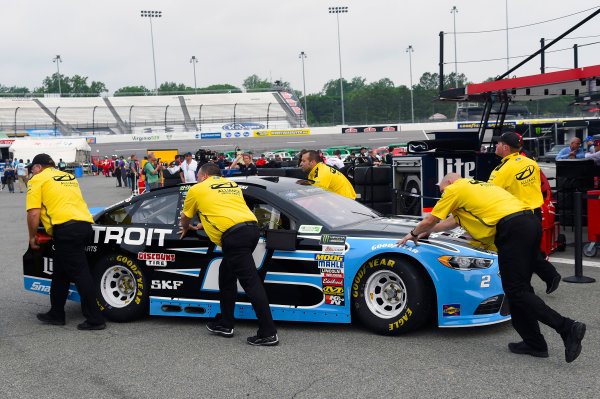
0 90 306 136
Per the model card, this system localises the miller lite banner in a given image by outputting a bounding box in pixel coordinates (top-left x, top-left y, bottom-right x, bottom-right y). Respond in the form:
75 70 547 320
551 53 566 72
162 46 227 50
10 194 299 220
342 125 399 134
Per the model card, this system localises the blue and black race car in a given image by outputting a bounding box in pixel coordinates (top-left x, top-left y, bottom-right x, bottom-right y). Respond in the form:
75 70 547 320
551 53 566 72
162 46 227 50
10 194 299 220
23 176 509 334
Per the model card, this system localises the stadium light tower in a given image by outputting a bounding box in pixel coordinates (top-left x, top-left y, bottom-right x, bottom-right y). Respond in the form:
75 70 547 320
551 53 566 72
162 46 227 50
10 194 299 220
328 6 348 125
190 56 198 94
450 6 459 88
299 51 308 123
406 46 414 123
140 10 162 95
52 55 62 96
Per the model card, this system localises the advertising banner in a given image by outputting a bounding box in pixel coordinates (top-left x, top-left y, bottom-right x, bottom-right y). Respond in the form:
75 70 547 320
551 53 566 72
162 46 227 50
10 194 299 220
254 129 310 137
342 126 398 133
200 132 222 139
457 121 516 130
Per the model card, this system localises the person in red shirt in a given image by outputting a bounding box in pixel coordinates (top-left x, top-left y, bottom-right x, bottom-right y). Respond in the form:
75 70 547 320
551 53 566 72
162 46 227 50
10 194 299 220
255 154 268 167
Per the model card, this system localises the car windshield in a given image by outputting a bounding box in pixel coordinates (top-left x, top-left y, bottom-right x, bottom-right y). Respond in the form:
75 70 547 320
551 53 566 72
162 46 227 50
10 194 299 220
288 189 379 228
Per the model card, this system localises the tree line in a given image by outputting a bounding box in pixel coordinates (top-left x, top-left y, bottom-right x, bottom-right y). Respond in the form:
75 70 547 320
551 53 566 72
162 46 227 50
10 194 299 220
1 72 575 123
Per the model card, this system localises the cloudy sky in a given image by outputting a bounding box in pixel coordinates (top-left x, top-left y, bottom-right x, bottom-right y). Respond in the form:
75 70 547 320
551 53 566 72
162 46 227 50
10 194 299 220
2 1 599 95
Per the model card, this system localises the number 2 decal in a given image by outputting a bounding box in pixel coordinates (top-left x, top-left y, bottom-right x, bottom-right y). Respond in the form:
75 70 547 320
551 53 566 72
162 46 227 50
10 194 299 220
480 275 491 288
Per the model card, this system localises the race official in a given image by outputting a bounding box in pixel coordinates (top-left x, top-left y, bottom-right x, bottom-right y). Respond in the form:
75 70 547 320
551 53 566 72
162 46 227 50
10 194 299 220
180 163 278 346
397 174 586 363
26 153 105 330
299 150 356 200
488 132 561 294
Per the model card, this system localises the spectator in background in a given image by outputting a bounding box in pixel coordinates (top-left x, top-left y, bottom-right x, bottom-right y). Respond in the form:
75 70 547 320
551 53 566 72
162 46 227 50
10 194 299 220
555 137 584 160
325 150 345 170
114 157 123 187
57 158 67 171
180 152 198 183
128 155 139 194
367 150 382 166
171 155 182 167
231 153 257 176
3 160 15 193
122 157 130 187
585 139 600 165
144 152 162 191
584 136 596 154
212 156 225 169
255 154 268 167
16 158 28 193
355 147 371 166
270 155 283 168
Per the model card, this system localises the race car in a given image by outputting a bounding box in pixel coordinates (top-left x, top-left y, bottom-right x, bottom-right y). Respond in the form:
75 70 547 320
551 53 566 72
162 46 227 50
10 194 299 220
23 176 510 335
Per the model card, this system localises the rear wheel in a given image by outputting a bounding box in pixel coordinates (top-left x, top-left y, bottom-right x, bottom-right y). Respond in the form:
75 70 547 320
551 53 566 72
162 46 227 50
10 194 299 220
352 255 432 335
93 253 149 322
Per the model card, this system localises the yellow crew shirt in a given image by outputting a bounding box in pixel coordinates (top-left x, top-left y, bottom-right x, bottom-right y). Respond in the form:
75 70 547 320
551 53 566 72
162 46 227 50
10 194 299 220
182 176 257 246
308 162 356 200
26 168 94 236
431 179 529 249
487 152 544 210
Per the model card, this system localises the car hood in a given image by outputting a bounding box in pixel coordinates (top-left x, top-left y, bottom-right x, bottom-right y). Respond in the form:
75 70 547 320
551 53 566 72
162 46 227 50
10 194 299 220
336 216 493 253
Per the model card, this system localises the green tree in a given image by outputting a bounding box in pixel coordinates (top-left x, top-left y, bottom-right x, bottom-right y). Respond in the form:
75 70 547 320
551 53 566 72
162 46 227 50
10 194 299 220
0 85 30 94
201 84 241 92
90 81 108 93
114 85 150 96
158 82 192 94
243 74 270 90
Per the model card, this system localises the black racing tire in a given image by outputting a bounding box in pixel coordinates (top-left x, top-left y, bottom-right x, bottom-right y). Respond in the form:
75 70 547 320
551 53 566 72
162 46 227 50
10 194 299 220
556 233 567 252
351 255 432 335
92 253 149 322
399 175 421 216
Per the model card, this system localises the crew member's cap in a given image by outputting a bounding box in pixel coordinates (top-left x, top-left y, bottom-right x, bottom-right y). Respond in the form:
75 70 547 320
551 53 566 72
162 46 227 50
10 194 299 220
184 152 192 156
498 132 522 148
31 153 55 166
585 136 594 142
595 139 600 146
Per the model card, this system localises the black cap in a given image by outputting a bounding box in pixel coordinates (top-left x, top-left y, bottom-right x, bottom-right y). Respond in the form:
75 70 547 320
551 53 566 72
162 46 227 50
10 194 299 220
31 153 55 166
184 152 192 156
498 132 522 148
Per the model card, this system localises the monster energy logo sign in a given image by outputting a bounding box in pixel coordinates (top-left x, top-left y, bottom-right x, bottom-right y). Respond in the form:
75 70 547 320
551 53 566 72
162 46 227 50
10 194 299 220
319 234 346 245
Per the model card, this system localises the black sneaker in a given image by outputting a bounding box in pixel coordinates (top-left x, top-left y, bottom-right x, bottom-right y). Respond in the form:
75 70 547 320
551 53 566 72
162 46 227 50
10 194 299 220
206 321 234 337
546 274 561 294
77 321 106 331
563 321 586 363
508 341 549 358
247 334 279 346
36 312 65 326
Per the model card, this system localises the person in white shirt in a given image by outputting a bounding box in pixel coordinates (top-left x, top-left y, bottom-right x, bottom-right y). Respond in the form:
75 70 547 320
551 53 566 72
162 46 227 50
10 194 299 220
584 140 600 165
180 152 198 183
325 150 345 170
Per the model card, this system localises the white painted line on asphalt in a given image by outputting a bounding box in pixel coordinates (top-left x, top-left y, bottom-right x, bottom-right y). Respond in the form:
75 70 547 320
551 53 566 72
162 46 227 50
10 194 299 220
421 129 429 140
548 256 600 268
287 140 315 144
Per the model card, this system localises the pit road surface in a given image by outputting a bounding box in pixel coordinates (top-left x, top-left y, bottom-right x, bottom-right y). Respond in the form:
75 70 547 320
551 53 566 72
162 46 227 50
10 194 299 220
0 175 598 399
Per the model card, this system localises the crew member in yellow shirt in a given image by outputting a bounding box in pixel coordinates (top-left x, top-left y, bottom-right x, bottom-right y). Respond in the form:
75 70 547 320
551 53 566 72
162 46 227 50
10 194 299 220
179 163 278 346
488 131 561 294
26 153 105 330
299 150 356 199
397 173 585 363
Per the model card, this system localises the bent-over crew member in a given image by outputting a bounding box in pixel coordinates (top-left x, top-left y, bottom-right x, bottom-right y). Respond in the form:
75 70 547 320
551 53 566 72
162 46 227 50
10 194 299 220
179 163 278 346
397 173 585 363
26 153 105 330
299 150 356 199
488 131 561 294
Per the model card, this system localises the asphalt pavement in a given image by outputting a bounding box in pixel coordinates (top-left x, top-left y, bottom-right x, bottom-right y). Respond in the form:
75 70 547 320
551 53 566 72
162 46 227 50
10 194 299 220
1 174 599 399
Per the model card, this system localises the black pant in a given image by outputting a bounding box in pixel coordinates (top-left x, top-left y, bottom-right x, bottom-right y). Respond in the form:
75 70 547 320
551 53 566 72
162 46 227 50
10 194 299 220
495 214 572 351
218 224 276 337
532 208 560 283
115 171 122 187
49 221 104 325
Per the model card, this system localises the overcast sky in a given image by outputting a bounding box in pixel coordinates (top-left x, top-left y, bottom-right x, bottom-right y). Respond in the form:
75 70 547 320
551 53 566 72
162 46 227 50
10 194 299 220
2 1 599 95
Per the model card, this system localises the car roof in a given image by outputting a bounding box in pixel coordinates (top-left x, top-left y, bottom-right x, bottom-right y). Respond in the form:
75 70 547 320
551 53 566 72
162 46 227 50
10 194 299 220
230 176 303 194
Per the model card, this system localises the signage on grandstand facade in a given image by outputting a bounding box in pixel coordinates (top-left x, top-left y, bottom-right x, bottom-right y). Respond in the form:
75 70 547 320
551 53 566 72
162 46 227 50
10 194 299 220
457 121 516 130
341 126 398 133
254 129 310 137
222 122 265 130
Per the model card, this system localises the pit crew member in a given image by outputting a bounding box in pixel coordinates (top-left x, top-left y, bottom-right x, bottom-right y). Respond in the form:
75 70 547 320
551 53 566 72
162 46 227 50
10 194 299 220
299 150 356 200
179 163 278 346
397 173 586 363
26 153 105 330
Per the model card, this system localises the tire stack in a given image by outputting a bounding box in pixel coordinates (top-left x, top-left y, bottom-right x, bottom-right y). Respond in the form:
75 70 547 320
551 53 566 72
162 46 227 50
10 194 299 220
353 166 392 215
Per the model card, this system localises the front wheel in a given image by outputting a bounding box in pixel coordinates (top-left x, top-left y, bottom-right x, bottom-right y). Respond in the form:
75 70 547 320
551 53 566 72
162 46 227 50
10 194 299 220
92 253 149 322
351 256 432 335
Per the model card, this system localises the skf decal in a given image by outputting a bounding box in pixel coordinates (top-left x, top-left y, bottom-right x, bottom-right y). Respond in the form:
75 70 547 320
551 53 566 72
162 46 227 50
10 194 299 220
92 226 172 247
443 304 461 317
138 252 175 267
151 280 183 290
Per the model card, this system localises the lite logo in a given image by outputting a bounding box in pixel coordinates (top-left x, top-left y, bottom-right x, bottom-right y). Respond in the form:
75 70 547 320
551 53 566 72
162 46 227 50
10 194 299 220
436 158 475 180
43 257 53 275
